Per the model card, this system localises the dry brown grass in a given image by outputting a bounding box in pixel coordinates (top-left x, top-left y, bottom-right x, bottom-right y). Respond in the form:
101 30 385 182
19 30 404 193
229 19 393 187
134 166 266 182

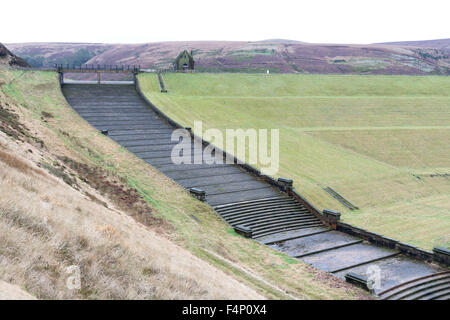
0 144 263 300
0 148 38 174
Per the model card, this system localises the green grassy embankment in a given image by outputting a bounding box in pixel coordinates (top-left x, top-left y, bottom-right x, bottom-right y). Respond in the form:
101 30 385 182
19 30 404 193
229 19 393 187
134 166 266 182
139 73 450 251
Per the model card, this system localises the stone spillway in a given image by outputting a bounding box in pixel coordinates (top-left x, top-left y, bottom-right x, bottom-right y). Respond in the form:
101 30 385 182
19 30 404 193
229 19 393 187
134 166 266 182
62 83 448 299
62 83 321 238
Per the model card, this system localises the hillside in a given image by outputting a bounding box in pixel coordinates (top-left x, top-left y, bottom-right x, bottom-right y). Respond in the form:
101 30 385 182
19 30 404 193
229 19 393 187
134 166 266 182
139 72 450 251
0 67 367 299
6 40 450 75
4 43 111 68
0 43 29 67
379 38 450 50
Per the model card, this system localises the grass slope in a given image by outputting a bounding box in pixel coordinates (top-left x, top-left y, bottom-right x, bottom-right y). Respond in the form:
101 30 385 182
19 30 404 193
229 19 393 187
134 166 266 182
139 73 450 251
0 68 364 299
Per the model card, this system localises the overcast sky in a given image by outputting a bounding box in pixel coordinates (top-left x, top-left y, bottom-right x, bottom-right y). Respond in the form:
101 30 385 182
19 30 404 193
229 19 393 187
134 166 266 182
3 0 449 44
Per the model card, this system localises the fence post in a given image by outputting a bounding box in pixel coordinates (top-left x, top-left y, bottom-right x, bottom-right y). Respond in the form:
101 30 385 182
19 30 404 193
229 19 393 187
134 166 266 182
58 71 64 86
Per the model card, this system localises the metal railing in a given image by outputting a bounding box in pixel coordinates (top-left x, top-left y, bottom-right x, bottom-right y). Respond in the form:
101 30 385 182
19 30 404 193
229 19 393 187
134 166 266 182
54 64 141 73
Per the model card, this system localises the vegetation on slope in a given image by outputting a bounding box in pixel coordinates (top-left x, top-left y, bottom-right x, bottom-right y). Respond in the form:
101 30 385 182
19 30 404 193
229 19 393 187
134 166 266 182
139 72 450 251
0 43 29 68
0 68 366 299
5 44 110 68
22 48 101 68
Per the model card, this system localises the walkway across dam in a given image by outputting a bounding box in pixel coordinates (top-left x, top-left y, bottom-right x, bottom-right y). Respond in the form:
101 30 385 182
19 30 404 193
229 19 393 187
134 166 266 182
62 82 449 300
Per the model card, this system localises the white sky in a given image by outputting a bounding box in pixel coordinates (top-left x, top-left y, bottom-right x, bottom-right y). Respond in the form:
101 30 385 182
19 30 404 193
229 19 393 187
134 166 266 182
2 0 449 44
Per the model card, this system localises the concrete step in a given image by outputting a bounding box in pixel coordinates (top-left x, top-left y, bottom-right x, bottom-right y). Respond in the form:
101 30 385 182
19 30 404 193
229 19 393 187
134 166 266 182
175 172 256 189
405 281 450 300
89 119 167 126
252 223 323 238
144 158 177 166
226 208 312 225
77 111 152 117
199 180 271 196
80 113 158 119
216 197 297 212
378 271 450 300
93 124 173 131
207 188 282 207
74 106 149 112
219 203 306 218
255 227 331 244
127 144 178 153
111 133 174 141
166 166 243 181
244 215 320 229
156 162 226 173
118 139 178 148
212 196 321 237
251 218 320 231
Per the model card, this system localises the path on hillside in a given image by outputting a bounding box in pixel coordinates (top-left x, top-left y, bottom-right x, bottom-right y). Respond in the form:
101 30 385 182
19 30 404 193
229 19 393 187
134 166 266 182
62 83 448 299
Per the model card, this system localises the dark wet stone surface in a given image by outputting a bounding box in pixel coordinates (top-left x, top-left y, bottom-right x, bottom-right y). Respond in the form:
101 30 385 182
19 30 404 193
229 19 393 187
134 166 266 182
255 227 330 244
270 230 361 257
301 242 399 273
334 255 444 294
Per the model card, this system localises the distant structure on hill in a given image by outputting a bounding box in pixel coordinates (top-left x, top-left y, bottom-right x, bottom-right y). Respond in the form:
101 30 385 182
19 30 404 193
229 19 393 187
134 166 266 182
173 50 194 71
